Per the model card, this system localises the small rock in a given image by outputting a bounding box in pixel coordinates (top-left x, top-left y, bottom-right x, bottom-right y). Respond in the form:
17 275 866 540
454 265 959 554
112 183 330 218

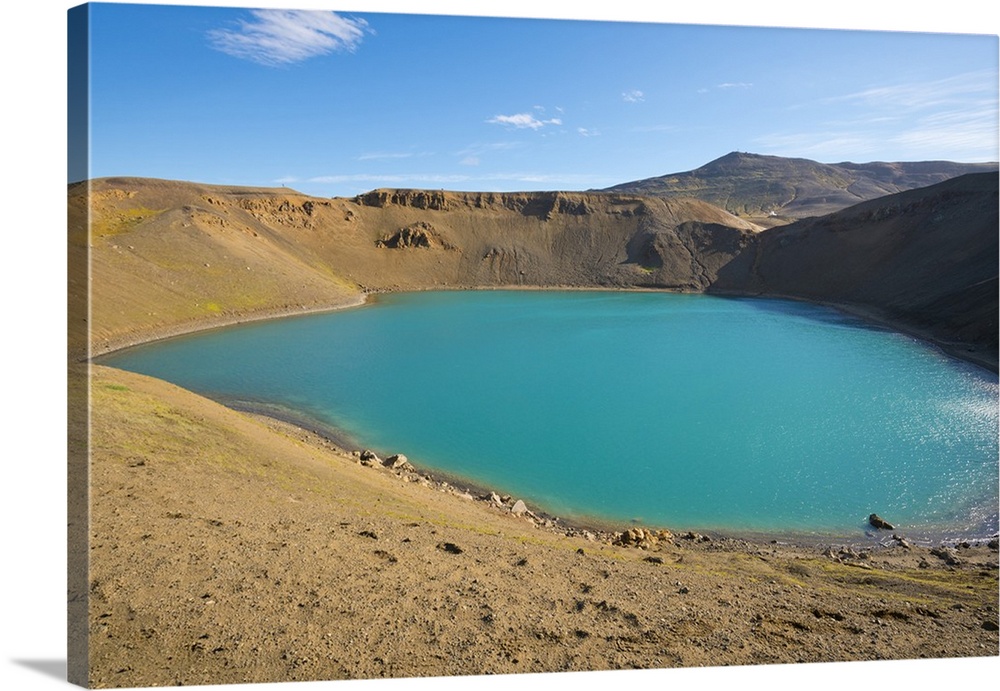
868 513 894 530
436 542 463 555
359 449 382 466
511 500 528 516
681 531 709 542
930 546 963 566
384 454 412 470
983 620 999 631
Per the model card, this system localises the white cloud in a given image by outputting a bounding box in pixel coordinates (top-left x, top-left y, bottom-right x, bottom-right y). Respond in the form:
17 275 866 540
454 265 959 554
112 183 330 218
577 127 599 137
762 70 1000 162
208 9 369 66
357 151 434 161
487 113 562 130
306 173 472 184
753 102 999 162
301 171 614 188
622 89 645 103
717 82 753 89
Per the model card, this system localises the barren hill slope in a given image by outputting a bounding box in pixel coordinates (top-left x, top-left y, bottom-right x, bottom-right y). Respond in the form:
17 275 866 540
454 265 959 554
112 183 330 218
710 172 999 370
600 151 998 226
73 171 998 370
75 178 759 354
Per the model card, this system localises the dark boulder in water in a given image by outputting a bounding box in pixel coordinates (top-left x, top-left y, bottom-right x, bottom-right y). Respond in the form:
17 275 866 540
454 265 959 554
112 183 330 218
868 513 894 530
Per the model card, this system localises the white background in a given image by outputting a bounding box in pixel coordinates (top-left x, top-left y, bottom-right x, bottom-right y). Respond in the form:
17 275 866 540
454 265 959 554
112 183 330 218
2 1 998 690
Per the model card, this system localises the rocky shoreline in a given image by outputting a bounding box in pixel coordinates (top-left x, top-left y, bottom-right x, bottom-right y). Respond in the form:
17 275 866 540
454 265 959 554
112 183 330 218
95 286 999 552
247 405 999 557
83 354 999 689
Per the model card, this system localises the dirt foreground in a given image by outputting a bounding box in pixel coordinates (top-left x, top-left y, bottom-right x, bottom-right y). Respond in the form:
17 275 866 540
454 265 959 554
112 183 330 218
84 360 999 688
74 176 998 687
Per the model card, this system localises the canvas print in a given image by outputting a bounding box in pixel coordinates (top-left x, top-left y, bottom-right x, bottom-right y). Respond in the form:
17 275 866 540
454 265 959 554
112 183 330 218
68 2 1000 689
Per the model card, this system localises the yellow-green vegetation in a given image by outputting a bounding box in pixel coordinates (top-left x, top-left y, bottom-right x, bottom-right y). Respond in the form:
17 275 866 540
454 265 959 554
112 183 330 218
91 206 163 238
85 364 998 689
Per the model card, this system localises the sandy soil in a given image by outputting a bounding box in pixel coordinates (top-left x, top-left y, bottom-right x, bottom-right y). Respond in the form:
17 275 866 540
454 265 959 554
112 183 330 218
74 176 998 687
83 362 999 688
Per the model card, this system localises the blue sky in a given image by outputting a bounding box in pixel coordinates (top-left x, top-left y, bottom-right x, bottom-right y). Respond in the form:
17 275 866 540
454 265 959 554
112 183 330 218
0 5 998 691
81 1 999 197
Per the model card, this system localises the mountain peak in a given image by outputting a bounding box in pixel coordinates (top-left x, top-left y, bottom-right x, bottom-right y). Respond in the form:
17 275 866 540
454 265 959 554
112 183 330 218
600 153 998 226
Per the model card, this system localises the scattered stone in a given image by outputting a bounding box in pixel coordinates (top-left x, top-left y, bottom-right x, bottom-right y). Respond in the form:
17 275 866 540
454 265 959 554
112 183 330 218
930 547 963 566
511 500 528 516
983 620 999 631
680 531 710 543
436 542 463 555
891 534 911 549
487 492 504 507
576 548 585 555
989 538 999 551
868 513 894 530
614 527 673 550
359 449 382 467
515 557 529 566
384 454 412 470
358 530 378 540
373 550 398 564
678 586 690 594
644 556 664 564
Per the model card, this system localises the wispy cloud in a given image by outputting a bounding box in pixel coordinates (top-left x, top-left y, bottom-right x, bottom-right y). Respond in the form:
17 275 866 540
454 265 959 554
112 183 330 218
357 151 432 161
208 10 369 66
697 82 752 94
487 113 563 130
577 127 600 137
622 89 645 103
754 103 998 162
824 70 996 111
297 171 613 188
761 70 999 162
305 173 472 185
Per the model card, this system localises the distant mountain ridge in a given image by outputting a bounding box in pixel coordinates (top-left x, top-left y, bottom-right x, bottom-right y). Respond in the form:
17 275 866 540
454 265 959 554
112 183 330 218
74 169 998 370
599 151 998 225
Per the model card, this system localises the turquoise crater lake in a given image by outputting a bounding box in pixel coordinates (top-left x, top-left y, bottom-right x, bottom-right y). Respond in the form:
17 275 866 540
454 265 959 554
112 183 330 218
102 291 999 541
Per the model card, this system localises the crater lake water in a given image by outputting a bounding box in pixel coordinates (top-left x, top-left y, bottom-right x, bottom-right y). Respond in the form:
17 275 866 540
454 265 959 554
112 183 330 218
101 291 999 542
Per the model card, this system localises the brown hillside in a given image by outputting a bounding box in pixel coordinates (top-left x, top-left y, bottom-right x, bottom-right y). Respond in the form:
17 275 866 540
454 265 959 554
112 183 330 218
601 151 998 227
72 176 1000 687
76 178 759 355
82 363 999 688
711 172 999 370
